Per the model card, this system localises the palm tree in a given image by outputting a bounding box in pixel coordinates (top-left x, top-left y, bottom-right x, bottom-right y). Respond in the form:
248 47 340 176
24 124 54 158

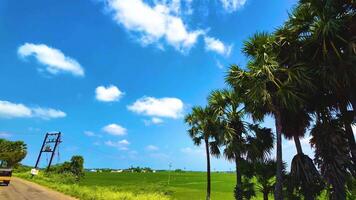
185 106 221 200
209 89 274 200
311 114 352 200
254 160 277 200
281 2 356 197
226 31 309 199
284 0 356 165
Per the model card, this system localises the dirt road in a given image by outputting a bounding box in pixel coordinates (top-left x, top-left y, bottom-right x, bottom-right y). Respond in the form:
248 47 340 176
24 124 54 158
0 177 77 200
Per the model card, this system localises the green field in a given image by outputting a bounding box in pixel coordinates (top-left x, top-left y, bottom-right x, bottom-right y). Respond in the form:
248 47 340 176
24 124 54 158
79 172 262 200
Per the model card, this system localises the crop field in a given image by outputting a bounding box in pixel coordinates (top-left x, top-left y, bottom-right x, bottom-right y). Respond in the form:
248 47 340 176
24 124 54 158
17 171 334 199
79 172 263 200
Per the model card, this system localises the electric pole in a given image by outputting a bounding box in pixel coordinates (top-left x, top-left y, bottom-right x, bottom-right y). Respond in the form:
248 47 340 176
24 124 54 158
34 132 62 171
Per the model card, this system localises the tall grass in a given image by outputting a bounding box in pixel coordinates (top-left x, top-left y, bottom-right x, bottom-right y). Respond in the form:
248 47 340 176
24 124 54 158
15 172 170 200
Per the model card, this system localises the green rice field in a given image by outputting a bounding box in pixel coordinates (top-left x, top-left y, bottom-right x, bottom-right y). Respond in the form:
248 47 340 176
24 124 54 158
79 172 264 200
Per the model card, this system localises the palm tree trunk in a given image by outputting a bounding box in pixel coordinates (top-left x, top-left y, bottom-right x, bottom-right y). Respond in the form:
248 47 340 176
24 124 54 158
274 110 283 200
235 156 242 200
294 136 303 155
263 192 269 200
204 138 211 200
340 103 356 169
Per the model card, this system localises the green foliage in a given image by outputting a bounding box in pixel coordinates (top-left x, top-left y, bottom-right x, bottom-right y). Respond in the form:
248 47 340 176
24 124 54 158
0 138 27 168
46 155 85 181
254 160 276 200
290 154 324 199
13 164 32 173
70 155 84 179
311 117 352 200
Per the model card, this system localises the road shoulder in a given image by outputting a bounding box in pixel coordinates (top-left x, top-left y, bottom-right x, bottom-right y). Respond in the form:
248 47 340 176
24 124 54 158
0 177 78 200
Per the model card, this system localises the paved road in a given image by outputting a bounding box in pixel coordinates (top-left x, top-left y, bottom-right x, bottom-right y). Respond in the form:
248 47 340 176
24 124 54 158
0 177 77 200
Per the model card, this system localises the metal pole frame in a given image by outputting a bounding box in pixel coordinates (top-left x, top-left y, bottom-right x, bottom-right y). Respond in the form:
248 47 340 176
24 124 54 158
47 132 61 171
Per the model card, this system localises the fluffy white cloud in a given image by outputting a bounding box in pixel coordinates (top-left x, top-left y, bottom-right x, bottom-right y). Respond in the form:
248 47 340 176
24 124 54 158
220 0 247 12
32 108 66 119
128 97 184 119
146 145 159 151
0 100 32 118
0 100 66 119
143 117 164 126
204 36 232 56
18 43 84 76
106 0 203 52
105 139 130 150
95 85 124 102
102 123 127 136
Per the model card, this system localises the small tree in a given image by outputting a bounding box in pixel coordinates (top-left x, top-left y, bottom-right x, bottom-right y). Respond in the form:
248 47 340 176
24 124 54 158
70 155 84 180
0 139 27 167
254 160 277 200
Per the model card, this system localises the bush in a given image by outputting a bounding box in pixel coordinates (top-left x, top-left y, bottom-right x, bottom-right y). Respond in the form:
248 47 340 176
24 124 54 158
48 155 84 181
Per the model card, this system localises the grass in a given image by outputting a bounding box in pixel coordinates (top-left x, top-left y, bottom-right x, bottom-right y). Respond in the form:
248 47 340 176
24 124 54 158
17 171 270 200
16 171 336 200
80 172 238 200
15 172 170 200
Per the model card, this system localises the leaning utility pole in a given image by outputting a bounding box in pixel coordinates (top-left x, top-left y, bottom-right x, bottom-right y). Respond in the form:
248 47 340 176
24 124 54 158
34 132 62 171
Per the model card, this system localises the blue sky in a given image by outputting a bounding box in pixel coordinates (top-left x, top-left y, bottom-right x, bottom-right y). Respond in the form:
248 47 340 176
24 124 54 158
0 0 314 171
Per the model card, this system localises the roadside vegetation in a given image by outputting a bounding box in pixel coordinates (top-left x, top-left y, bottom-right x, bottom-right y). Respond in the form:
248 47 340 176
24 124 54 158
185 0 356 199
0 138 27 168
15 157 170 200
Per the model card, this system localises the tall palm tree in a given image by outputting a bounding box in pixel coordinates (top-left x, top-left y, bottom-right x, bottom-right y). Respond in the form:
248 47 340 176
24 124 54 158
209 89 274 200
310 114 351 200
226 31 309 199
285 0 356 165
185 106 221 200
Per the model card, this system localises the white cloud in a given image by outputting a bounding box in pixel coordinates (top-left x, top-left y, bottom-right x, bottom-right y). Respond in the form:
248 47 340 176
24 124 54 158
220 0 247 12
32 108 66 119
102 123 127 136
180 147 205 155
105 139 130 150
128 97 184 119
143 117 164 126
0 101 32 118
18 43 84 76
0 100 66 120
216 60 224 69
84 131 102 138
0 132 11 138
106 0 203 52
146 145 159 151
95 85 124 102
84 131 95 137
204 36 232 56
152 117 163 124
